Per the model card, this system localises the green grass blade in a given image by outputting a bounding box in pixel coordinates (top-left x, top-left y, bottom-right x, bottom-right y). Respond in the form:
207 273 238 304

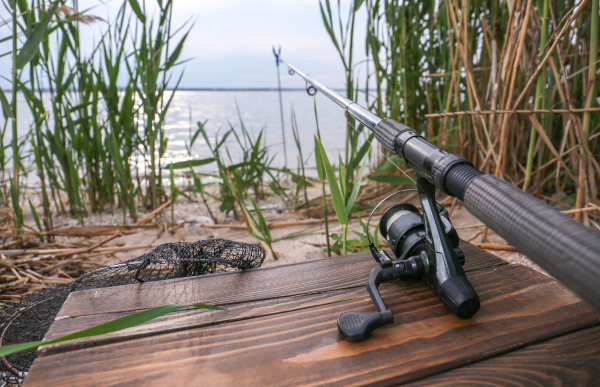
338 155 346 196
349 132 374 172
316 136 348 225
374 155 402 173
9 177 23 229
239 197 262 237
0 86 14 119
367 174 415 185
169 157 215 169
557 59 600 84
170 164 179 204
247 192 272 240
165 31 189 69
248 232 267 243
0 303 226 358
314 136 325 181
353 0 365 11
319 0 342 55
346 160 366 218
28 198 42 233
216 130 233 150
16 2 59 69
191 120 208 148
127 0 146 24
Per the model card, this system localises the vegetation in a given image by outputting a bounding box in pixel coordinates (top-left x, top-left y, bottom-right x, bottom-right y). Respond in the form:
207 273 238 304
0 0 597 266
0 0 598 362
0 301 225 357
360 0 599 219
1 0 189 232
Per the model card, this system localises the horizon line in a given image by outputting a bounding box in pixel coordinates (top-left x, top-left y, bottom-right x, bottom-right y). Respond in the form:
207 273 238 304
2 87 361 92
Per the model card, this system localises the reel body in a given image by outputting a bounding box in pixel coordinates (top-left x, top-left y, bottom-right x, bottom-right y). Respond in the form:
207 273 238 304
337 178 480 342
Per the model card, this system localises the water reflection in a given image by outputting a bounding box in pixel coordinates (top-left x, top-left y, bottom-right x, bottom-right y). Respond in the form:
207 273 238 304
12 89 368 182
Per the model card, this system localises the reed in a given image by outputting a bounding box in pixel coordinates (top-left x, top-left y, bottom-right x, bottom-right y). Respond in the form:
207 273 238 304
361 0 599 209
320 0 364 167
315 135 366 254
129 0 189 210
290 107 309 208
0 0 597 253
176 120 217 223
1 0 190 232
314 102 331 257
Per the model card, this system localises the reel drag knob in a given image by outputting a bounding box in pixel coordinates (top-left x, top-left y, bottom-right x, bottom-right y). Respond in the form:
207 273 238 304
439 276 480 319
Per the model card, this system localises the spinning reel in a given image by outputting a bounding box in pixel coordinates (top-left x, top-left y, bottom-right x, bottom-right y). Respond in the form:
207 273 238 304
337 177 480 342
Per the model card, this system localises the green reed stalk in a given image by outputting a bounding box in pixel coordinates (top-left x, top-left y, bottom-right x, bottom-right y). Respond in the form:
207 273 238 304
101 9 138 221
0 302 225 358
10 0 21 233
290 108 309 208
315 136 347 254
130 1 188 210
319 0 362 168
314 102 331 257
523 0 549 192
315 135 366 255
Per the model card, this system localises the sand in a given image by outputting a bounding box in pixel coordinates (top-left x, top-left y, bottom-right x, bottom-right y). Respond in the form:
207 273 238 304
32 183 548 276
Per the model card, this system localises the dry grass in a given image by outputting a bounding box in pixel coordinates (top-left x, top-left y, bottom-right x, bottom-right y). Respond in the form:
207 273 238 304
365 0 599 227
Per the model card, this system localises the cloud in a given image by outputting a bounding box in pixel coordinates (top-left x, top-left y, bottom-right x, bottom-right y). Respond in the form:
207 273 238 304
0 0 368 88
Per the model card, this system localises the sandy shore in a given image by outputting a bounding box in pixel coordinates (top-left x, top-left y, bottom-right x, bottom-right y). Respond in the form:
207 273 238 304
35 184 547 276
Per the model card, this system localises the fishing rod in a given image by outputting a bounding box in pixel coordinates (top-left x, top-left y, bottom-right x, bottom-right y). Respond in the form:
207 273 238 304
280 58 600 341
272 46 288 167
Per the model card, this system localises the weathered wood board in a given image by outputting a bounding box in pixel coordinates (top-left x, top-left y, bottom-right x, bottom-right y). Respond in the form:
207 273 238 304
41 242 504 355
405 325 600 387
21 241 598 387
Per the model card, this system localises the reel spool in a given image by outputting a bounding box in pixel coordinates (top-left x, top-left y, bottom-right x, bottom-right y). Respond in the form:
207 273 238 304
337 178 480 342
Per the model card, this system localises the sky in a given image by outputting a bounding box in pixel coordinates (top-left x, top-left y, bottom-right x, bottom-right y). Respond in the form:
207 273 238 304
0 0 369 89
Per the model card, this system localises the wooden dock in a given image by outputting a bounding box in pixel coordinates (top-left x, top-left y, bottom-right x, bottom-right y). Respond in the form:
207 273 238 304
23 241 600 386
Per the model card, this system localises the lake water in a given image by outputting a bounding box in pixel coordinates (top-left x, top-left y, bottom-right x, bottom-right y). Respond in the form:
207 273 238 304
13 90 363 178
164 90 356 172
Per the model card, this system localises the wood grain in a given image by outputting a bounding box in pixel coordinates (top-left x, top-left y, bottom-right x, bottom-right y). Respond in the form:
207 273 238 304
42 242 503 355
41 287 366 355
56 242 504 318
405 325 600 387
23 264 598 387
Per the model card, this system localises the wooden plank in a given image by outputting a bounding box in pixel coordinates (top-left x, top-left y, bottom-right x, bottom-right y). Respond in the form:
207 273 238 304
41 287 366 356
56 242 504 319
42 242 504 355
23 264 598 387
405 325 600 386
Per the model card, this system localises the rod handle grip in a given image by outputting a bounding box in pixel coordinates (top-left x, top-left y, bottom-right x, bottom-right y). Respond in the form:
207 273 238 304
446 166 600 313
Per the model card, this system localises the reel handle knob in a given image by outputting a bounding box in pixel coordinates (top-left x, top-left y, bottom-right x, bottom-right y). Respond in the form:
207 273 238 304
337 311 392 342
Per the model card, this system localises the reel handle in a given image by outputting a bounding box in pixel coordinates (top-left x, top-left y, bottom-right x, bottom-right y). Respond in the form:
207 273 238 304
337 257 424 341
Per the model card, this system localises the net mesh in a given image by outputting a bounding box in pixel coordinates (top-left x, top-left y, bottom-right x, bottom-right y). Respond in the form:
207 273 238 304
0 239 265 386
